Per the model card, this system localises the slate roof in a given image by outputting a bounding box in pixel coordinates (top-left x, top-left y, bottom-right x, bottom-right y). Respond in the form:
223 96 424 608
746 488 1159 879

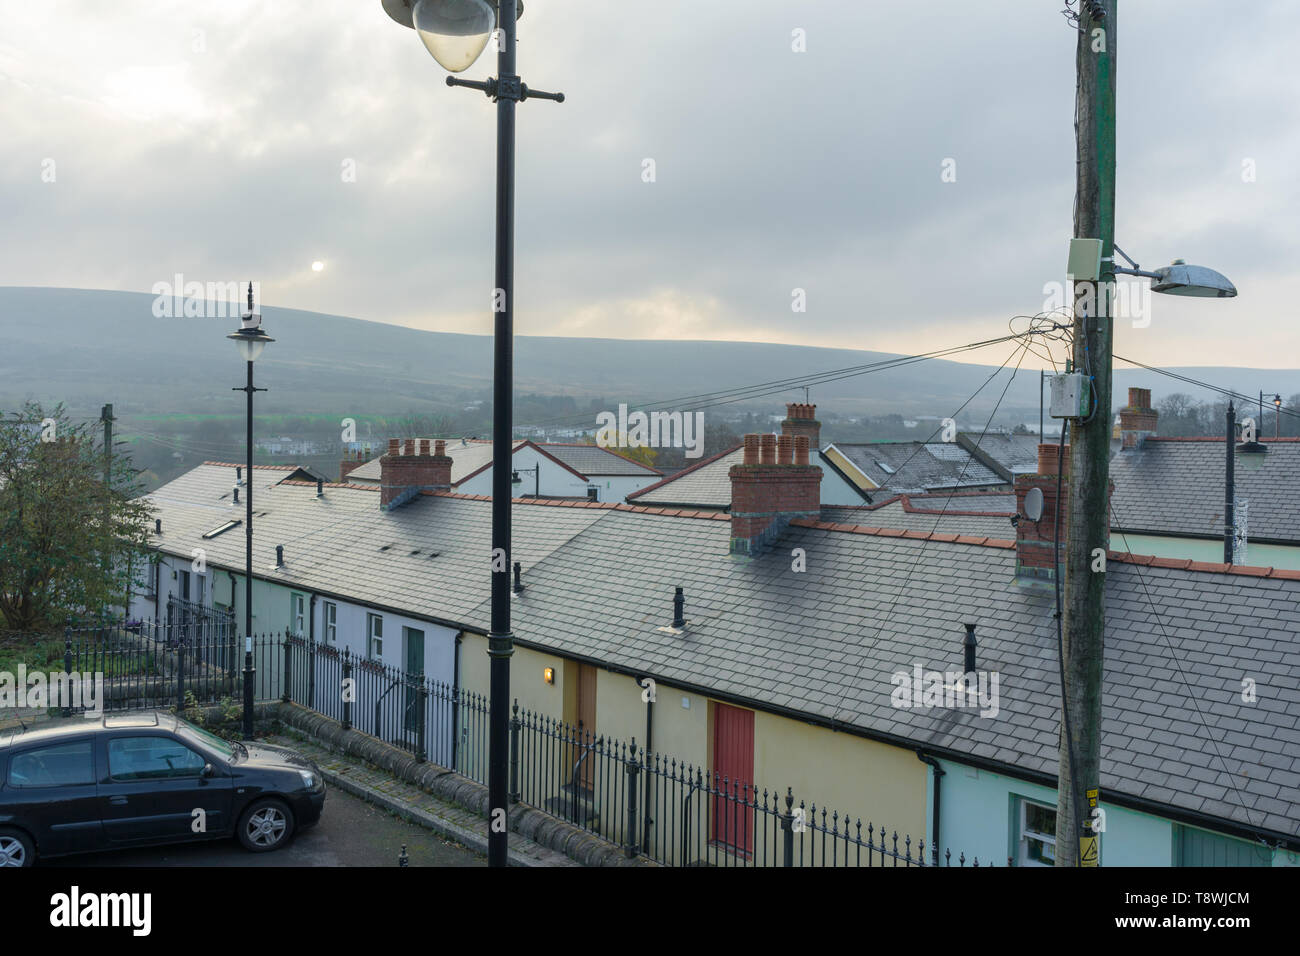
821 492 1017 537
959 432 1043 480
540 443 661 477
829 442 1007 494
627 445 744 508
1110 438 1300 544
346 440 526 486
346 440 659 486
141 468 1300 846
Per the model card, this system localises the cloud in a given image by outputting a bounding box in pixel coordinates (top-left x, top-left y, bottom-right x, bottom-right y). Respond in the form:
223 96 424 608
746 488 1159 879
0 0 1294 368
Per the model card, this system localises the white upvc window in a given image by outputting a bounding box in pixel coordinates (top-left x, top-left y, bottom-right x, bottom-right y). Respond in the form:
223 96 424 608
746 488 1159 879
1017 798 1058 867
291 593 306 636
368 613 383 659
324 602 337 644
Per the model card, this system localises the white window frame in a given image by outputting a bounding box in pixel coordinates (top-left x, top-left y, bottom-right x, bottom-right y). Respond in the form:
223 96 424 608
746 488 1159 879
368 613 383 659
1017 798 1058 867
291 593 306 636
324 602 337 644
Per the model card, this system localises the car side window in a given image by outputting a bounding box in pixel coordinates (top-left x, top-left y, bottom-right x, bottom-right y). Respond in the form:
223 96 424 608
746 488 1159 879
8 740 94 788
108 736 206 781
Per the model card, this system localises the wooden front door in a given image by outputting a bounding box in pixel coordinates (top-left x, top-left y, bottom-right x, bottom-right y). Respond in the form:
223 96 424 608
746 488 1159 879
575 663 597 790
711 703 755 857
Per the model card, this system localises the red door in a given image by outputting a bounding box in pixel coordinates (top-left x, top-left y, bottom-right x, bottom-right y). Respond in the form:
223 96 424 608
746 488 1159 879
711 703 755 856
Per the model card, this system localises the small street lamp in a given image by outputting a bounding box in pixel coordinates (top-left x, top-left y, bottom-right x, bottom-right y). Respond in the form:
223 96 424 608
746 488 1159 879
511 466 538 498
228 283 273 737
382 0 563 869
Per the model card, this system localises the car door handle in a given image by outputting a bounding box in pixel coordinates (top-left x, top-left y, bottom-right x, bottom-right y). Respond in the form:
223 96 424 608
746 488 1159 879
108 796 128 806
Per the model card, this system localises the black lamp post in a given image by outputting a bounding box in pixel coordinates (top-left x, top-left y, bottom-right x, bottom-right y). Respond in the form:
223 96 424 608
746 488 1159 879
511 466 538 498
228 283 273 738
382 0 564 868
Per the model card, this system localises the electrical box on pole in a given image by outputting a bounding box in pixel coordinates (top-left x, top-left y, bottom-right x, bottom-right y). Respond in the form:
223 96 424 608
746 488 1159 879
1049 372 1090 419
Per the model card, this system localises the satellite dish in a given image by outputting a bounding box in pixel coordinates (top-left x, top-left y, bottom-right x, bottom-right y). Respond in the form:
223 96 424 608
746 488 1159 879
1024 487 1044 523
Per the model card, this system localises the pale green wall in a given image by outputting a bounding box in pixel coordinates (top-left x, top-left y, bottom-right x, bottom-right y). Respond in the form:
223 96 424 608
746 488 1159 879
1116 534 1300 570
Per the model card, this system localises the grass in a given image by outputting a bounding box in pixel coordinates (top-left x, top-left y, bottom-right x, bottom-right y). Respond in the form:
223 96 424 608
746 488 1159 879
0 632 64 675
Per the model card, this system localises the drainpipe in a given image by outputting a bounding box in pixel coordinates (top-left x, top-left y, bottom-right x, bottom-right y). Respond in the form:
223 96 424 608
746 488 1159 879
153 557 161 621
916 751 945 865
451 633 463 772
641 678 655 853
307 593 318 708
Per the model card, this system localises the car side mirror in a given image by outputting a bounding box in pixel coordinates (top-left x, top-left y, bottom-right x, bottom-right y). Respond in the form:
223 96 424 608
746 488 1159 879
201 763 214 778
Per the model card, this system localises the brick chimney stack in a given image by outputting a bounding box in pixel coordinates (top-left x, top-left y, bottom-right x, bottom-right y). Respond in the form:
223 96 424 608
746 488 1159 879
339 445 371 482
1119 387 1158 449
1014 443 1109 582
781 403 821 451
728 433 822 556
380 438 452 510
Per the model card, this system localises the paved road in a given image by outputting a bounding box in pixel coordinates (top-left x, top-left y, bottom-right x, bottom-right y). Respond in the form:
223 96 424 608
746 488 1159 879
42 786 486 867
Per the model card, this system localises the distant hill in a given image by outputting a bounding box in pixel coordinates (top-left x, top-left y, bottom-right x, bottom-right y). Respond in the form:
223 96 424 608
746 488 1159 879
2 287 1294 426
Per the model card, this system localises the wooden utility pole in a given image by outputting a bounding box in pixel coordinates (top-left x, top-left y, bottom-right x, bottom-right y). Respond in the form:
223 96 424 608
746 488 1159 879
1059 0 1115 868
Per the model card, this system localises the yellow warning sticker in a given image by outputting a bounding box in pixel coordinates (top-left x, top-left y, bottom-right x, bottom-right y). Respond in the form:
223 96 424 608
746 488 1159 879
1080 835 1099 867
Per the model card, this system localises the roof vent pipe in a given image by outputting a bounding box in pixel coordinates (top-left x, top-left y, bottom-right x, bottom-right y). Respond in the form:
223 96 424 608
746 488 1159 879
963 623 977 673
316 479 324 498
155 518 161 535
276 545 284 568
672 587 685 628
513 561 524 593
233 486 240 505
236 466 242 484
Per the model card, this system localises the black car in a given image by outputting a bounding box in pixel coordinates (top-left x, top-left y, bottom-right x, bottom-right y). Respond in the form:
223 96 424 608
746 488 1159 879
0 711 325 866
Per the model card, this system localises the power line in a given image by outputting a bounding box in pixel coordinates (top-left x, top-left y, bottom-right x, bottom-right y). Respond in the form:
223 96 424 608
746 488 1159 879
1114 355 1300 424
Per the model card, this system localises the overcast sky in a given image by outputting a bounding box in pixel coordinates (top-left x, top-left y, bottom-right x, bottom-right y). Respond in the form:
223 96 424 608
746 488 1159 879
1 0 1296 369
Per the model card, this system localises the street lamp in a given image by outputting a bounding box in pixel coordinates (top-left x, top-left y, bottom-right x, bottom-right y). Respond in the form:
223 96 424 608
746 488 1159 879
382 0 562 869
1112 247 1237 297
228 283 273 738
511 466 538 498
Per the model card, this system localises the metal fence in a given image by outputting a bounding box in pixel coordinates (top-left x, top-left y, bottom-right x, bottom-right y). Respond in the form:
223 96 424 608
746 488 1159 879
62 618 285 713
276 634 986 867
50 623 985 867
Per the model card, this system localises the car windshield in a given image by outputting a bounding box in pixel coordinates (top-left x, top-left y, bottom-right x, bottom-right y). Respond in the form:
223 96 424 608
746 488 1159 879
174 718 237 760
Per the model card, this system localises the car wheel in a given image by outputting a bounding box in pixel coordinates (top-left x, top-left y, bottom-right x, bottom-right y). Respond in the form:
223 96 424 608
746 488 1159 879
237 798 294 852
0 828 35 868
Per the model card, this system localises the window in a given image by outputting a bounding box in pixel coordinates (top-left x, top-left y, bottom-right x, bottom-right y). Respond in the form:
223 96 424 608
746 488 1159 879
368 613 383 659
178 569 191 602
8 740 94 788
1016 798 1059 867
201 519 240 539
108 737 206 781
291 593 306 636
324 602 337 644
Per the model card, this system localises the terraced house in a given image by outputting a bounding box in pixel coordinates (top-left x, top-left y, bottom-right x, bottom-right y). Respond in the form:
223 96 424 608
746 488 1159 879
131 431 1300 867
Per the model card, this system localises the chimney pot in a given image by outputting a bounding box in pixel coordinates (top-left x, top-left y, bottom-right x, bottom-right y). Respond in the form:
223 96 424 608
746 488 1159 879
388 438 399 455
777 434 793 465
794 435 810 465
435 439 446 457
1037 443 1069 476
760 433 777 465
742 434 760 465
419 439 430 456
403 438 415 456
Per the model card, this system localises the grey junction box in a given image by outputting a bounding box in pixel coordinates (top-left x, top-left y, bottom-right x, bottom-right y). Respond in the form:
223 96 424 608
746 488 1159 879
1049 372 1090 419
